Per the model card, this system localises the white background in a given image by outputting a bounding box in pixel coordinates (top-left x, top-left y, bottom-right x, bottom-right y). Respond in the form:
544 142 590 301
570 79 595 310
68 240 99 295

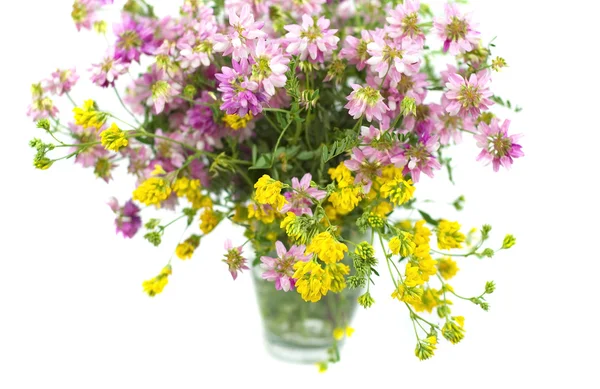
1 1 599 388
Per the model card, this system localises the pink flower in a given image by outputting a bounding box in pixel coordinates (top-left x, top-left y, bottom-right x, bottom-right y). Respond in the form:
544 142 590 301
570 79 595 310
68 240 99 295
281 173 326 216
71 0 113 31
26 97 59 121
113 14 156 63
366 35 421 87
89 52 129 88
340 30 373 71
393 132 441 182
69 122 108 168
386 0 425 45
431 96 475 145
345 84 389 122
434 3 480 55
345 147 383 193
474 118 523 171
148 77 182 114
284 15 339 63
444 70 493 118
260 241 312 292
213 5 266 61
250 39 289 96
359 125 402 164
288 0 326 16
216 59 268 116
223 240 249 280
176 21 217 69
43 68 79 96
108 197 142 239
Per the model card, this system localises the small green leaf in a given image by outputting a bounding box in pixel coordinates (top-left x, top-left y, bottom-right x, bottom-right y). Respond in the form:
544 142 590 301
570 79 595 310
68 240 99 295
418 210 439 226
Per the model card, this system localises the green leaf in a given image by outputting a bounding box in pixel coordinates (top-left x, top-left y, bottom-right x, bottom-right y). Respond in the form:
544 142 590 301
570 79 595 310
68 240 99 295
297 150 314 160
418 210 439 226
249 154 272 170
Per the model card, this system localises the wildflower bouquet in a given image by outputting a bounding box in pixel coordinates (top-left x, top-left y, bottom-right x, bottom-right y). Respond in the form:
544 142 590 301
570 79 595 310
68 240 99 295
27 0 523 368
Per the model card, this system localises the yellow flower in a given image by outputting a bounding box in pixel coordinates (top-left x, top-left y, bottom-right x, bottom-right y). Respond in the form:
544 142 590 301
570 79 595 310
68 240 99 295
172 177 203 208
248 203 277 224
437 220 466 250
411 287 440 313
151 164 166 176
100 123 128 152
142 265 172 297
327 262 350 293
415 336 437 361
417 257 437 282
175 235 200 260
333 326 354 341
373 201 393 217
316 362 328 373
438 257 459 280
222 113 253 130
73 99 106 130
254 174 286 211
132 177 172 207
389 231 416 257
176 242 195 260
328 162 353 185
404 262 424 287
380 176 415 206
442 317 466 344
305 232 348 264
293 261 331 302
328 185 362 214
391 284 423 305
200 207 220 234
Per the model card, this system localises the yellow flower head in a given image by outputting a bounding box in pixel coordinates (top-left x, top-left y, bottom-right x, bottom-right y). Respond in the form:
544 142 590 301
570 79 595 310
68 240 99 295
305 231 348 264
380 176 415 206
333 326 354 341
417 256 437 282
373 201 394 217
132 177 172 207
442 318 466 344
389 231 416 257
328 185 362 215
293 261 331 302
222 113 253 130
175 235 201 260
142 265 172 297
404 262 425 287
254 174 286 211
172 177 203 208
73 99 106 130
100 123 128 152
328 162 353 185
248 203 277 224
438 257 459 280
437 220 466 250
200 207 220 234
411 287 440 313
415 336 438 361
391 283 423 305
326 262 350 293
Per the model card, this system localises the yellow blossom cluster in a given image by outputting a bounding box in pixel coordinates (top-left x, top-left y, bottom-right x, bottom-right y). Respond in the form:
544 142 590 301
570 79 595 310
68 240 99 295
172 177 205 209
327 163 362 215
293 261 331 302
142 265 172 297
247 203 277 224
73 99 106 130
305 231 348 264
222 113 253 130
175 235 201 260
437 220 466 250
100 123 128 152
254 174 286 211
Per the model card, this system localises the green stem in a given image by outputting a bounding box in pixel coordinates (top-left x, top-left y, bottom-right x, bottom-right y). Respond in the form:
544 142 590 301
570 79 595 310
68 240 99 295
114 87 142 125
65 92 77 107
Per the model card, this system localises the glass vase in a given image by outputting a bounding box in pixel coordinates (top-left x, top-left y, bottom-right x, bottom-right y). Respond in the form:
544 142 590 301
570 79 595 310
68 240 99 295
252 244 362 364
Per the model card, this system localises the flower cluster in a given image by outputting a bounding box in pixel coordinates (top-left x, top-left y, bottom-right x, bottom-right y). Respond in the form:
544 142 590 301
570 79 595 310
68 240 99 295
28 0 523 369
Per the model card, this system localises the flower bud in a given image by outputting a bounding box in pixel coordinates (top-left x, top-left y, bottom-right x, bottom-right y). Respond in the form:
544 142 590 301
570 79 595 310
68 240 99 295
502 234 516 249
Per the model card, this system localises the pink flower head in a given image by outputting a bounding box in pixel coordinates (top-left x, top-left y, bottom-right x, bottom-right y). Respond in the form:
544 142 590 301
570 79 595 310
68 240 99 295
113 14 156 63
340 30 373 71
148 76 182 114
281 173 326 216
284 15 339 63
474 118 523 171
345 84 389 122
223 239 249 280
213 5 266 61
366 35 421 87
431 96 474 145
288 0 326 16
250 39 290 97
444 70 493 118
89 51 129 88
43 68 79 96
386 0 425 45
108 197 142 238
176 21 218 69
393 132 441 182
71 0 113 31
359 125 401 164
69 122 108 168
345 147 383 193
216 59 268 116
260 241 312 292
26 96 59 121
434 3 480 55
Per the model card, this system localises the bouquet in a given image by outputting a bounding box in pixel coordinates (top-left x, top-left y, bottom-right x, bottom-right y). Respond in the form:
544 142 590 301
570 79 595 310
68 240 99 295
26 0 524 369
